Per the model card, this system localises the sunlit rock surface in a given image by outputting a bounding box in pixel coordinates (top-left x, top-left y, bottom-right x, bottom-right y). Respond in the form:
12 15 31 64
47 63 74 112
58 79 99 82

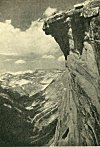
43 0 100 146
53 43 100 146
0 0 100 146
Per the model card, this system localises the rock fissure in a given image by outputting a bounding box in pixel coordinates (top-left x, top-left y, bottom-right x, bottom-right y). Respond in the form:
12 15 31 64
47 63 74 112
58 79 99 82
0 0 100 146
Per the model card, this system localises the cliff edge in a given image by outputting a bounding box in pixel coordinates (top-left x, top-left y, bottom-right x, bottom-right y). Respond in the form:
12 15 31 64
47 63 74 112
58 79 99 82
0 0 100 146
43 0 100 146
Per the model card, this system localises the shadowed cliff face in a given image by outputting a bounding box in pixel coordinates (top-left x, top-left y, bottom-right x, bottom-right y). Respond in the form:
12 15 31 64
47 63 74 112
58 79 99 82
0 0 100 146
93 14 100 75
43 0 100 62
43 0 100 146
43 18 70 61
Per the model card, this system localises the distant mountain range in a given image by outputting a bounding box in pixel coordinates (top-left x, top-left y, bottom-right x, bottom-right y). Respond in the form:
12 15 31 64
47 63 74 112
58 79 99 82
0 69 65 146
0 53 65 74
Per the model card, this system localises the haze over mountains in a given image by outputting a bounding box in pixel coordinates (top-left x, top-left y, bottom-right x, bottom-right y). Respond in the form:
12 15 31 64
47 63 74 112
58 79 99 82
0 0 100 146
0 52 65 74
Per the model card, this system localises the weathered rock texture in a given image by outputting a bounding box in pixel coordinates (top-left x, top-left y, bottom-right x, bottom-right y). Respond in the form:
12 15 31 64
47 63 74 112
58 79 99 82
43 0 100 146
0 0 100 146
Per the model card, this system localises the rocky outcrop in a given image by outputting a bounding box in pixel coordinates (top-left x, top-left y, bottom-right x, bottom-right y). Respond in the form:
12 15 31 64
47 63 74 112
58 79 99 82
0 0 100 146
43 0 100 62
43 0 100 146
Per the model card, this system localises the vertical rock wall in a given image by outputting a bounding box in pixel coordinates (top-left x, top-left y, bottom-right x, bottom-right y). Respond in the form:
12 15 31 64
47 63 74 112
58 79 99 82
43 0 100 145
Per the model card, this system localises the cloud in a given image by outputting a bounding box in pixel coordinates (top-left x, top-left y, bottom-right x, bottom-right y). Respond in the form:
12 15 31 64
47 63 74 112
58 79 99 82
0 52 18 56
43 7 57 17
0 19 59 55
58 55 65 62
15 60 26 64
42 55 55 59
5 20 12 24
4 59 13 62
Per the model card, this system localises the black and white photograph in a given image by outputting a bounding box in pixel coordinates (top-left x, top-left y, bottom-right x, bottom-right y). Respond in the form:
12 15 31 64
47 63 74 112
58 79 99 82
0 0 100 146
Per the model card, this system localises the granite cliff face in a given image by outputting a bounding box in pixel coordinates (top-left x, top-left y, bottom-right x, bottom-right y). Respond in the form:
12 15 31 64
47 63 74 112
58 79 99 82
43 0 100 146
0 0 100 146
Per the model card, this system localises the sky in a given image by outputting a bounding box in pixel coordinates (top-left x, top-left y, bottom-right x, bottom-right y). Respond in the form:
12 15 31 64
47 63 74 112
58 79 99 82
0 0 85 30
0 0 85 73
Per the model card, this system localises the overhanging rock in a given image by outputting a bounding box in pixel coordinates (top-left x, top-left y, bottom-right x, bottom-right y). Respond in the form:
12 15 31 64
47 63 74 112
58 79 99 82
43 0 100 63
43 0 100 146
